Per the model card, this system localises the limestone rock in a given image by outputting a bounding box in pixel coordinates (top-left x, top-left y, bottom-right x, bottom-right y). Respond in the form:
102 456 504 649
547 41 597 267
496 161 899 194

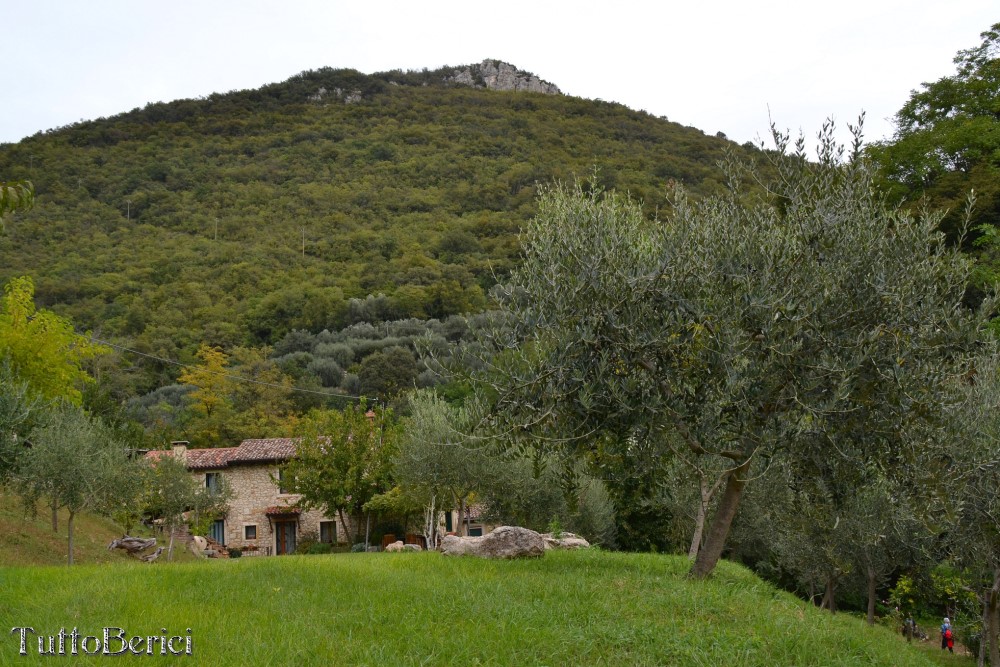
449 60 560 95
441 526 545 559
309 87 363 104
385 540 405 552
402 543 422 552
308 87 329 103
440 534 481 556
340 89 363 104
541 532 591 550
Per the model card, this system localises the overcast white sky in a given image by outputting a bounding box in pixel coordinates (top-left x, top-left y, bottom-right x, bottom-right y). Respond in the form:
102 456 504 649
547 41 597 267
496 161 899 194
2 1 995 151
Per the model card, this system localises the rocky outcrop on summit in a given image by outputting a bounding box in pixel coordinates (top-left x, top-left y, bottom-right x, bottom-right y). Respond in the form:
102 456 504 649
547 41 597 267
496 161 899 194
449 60 560 95
308 87 362 104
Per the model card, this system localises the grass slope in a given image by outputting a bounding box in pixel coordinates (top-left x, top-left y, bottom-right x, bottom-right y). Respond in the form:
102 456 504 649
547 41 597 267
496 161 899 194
0 490 196 567
0 490 127 567
1 550 947 666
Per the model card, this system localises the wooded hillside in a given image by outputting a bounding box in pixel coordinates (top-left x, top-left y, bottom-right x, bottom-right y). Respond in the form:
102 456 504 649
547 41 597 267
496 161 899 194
0 64 741 397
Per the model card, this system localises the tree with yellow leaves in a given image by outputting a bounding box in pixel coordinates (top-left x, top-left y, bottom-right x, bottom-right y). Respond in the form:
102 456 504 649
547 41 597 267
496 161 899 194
177 344 237 447
0 276 106 404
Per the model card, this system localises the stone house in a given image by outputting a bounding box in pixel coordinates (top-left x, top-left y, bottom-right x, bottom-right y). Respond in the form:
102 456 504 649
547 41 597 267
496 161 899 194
443 503 492 537
147 439 346 555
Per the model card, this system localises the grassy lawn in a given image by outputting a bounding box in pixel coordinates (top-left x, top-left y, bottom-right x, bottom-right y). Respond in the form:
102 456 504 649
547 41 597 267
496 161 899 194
0 549 965 666
916 641 975 667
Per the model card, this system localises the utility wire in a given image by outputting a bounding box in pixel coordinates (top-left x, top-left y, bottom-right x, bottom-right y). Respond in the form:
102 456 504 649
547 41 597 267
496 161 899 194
88 335 367 402
88 339 713 484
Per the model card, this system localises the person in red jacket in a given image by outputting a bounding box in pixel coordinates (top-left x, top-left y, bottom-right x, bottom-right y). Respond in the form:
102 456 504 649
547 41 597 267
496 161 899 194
941 617 953 653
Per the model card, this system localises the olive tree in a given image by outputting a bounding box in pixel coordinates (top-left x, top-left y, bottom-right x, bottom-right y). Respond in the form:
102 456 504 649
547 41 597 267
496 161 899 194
476 453 618 546
144 453 232 561
394 390 499 542
0 363 42 482
470 123 986 578
758 460 928 622
847 478 930 626
15 403 132 565
950 353 1000 667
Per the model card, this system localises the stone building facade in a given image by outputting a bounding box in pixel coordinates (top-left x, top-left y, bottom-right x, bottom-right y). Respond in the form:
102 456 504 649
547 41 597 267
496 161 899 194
148 439 347 555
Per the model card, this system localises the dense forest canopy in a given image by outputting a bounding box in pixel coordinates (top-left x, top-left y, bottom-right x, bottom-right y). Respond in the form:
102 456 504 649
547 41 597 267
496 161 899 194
0 63 741 402
868 22 1000 251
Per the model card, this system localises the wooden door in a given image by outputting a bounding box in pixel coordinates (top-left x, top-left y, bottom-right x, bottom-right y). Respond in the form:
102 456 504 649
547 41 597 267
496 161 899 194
275 520 297 555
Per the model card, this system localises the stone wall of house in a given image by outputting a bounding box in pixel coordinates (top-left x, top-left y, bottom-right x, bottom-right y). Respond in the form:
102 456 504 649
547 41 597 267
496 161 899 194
193 464 350 553
443 509 496 538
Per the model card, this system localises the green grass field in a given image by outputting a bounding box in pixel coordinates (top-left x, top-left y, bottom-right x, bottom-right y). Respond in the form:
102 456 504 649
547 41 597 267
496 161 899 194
0 549 962 666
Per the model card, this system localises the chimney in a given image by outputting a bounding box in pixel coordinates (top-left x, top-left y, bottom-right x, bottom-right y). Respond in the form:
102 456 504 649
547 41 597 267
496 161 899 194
171 441 189 458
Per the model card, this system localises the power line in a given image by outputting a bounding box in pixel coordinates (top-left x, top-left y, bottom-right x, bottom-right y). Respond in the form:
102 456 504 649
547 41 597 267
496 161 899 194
88 336 368 402
89 339 707 484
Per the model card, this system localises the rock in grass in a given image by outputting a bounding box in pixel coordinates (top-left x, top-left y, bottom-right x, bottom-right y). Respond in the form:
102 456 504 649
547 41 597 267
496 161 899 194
441 526 544 559
440 534 480 556
540 532 591 550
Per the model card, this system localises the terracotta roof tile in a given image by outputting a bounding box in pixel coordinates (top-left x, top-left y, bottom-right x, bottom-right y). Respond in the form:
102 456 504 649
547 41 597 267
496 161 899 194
187 447 238 470
264 505 302 516
145 438 310 470
229 438 299 464
145 447 237 470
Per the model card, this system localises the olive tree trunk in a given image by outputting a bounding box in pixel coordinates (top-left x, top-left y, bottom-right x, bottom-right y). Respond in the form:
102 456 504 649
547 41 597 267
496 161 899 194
979 594 988 667
866 566 877 626
66 511 75 566
688 475 722 560
989 569 1000 667
337 509 350 546
821 575 837 614
424 495 437 549
690 459 751 578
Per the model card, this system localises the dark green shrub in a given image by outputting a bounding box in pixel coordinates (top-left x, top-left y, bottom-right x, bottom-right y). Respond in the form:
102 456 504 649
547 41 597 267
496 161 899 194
300 542 333 555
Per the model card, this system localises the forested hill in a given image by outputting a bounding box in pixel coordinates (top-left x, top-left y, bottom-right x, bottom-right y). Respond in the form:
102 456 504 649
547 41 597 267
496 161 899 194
0 61 740 392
